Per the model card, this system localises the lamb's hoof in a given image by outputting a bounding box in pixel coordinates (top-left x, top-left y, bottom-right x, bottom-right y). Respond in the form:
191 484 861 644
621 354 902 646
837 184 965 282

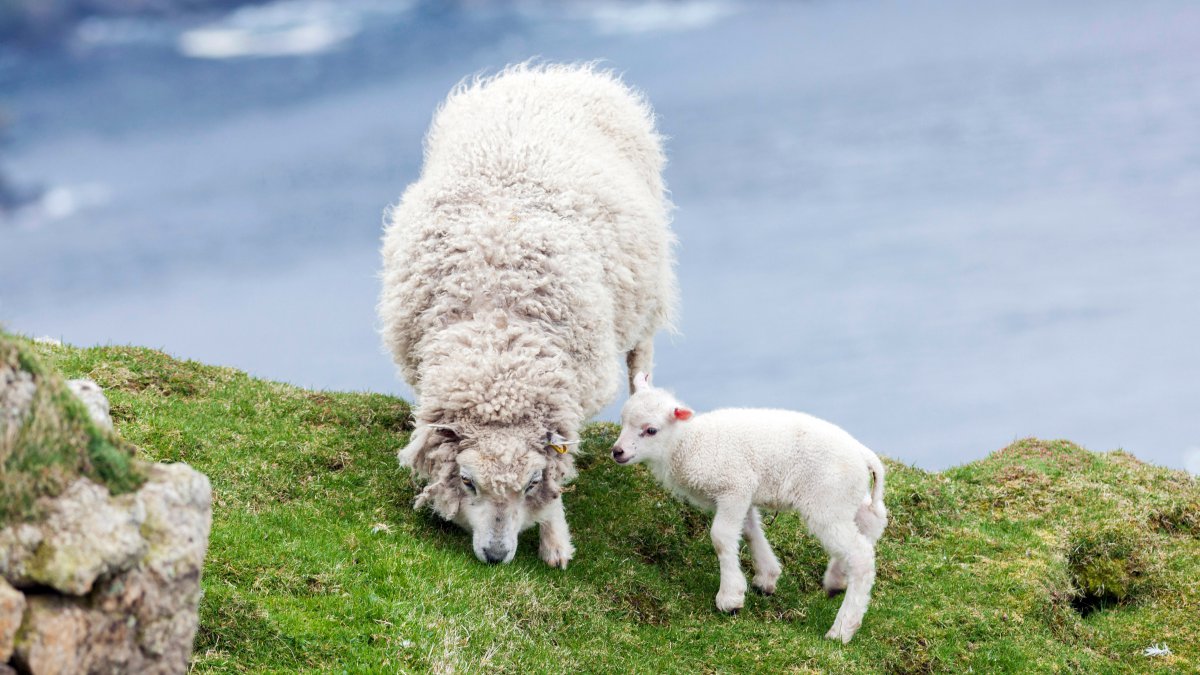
715 591 745 614
752 569 780 595
752 579 777 596
825 586 846 598
825 621 859 644
539 541 574 570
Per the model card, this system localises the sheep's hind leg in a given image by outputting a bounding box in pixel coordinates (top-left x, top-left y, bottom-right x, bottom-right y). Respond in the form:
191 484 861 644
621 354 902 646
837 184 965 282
813 521 876 643
626 338 654 394
711 496 752 613
537 497 574 570
743 508 782 595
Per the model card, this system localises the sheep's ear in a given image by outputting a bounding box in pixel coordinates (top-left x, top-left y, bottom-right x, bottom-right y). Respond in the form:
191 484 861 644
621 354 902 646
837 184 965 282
633 371 651 392
547 431 569 446
399 422 459 473
398 424 434 468
428 423 461 441
672 407 694 422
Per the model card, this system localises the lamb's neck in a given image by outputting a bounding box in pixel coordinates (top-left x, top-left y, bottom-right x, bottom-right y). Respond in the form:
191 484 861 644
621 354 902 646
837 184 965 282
644 442 681 491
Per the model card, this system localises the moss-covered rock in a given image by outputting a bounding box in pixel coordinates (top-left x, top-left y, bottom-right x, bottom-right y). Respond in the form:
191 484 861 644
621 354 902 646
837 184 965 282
0 333 144 526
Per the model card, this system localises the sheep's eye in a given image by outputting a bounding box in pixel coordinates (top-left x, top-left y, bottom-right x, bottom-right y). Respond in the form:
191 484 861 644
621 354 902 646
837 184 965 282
644 427 658 437
461 476 476 492
525 478 541 495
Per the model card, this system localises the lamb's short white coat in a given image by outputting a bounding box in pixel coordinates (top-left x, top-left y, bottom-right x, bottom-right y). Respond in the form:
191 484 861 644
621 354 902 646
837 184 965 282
613 373 887 643
379 64 677 567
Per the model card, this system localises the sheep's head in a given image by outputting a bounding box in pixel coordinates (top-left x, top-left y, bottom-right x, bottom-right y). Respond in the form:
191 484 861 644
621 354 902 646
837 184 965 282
400 419 575 564
612 371 693 466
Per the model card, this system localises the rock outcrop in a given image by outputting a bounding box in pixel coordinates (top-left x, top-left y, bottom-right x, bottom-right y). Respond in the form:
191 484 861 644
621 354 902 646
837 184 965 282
1 338 212 674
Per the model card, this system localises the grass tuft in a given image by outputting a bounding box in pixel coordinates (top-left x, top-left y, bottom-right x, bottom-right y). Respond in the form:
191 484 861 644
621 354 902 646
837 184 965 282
1065 521 1155 615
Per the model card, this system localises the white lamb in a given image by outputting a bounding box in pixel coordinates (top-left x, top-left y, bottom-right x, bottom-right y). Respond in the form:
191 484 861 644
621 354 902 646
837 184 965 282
611 373 888 643
379 64 677 568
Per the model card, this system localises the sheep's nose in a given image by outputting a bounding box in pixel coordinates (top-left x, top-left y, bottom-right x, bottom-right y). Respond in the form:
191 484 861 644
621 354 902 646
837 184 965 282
483 544 507 564
611 445 625 460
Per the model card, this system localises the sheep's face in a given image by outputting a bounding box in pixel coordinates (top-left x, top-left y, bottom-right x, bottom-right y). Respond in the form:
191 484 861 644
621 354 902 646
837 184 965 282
453 426 558 564
612 372 693 466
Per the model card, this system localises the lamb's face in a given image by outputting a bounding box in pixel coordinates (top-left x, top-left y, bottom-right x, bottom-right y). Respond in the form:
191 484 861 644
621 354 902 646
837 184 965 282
612 372 692 465
454 427 553 564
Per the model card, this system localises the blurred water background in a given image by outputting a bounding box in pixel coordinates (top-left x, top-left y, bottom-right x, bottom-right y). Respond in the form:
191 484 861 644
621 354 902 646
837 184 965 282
1 0 1197 472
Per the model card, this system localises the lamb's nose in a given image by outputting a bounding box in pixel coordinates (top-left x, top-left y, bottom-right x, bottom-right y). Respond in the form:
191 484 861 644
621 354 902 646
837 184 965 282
611 445 625 460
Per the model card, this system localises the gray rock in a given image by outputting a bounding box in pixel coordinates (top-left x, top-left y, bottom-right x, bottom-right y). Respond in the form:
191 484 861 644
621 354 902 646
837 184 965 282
0 578 24 662
0 478 147 595
0 365 36 436
2 465 212 674
1 368 212 673
67 378 112 430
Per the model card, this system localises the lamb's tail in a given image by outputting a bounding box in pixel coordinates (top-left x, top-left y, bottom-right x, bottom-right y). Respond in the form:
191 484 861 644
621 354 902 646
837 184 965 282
855 451 888 543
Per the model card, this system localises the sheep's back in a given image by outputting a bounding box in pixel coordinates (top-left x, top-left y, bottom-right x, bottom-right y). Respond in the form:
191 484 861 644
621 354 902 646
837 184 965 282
379 64 676 419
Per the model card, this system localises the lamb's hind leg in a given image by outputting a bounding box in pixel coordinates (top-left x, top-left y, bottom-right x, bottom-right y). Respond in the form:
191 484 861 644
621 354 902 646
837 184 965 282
813 521 876 643
626 338 654 394
823 557 848 597
711 496 752 613
744 508 782 595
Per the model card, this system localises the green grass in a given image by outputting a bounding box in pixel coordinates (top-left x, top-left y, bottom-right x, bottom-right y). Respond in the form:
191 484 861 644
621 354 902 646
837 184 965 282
0 334 142 525
23 340 1200 673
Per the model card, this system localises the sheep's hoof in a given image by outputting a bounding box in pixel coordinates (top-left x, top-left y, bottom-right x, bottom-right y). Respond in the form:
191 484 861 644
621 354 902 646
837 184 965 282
825 587 846 598
539 541 574 570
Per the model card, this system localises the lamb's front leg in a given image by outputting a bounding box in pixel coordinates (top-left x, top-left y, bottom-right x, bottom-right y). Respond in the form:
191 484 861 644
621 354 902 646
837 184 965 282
711 497 752 613
537 497 574 569
744 508 783 595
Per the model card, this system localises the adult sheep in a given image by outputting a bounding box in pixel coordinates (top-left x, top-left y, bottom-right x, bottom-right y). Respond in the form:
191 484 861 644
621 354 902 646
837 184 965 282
379 64 677 568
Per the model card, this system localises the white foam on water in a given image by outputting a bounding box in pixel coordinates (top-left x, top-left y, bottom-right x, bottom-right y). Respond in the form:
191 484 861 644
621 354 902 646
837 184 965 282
38 183 111 222
585 0 737 35
176 0 413 59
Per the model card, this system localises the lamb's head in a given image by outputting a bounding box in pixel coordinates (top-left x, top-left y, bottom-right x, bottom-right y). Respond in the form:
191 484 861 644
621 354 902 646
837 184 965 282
400 419 574 564
612 372 693 465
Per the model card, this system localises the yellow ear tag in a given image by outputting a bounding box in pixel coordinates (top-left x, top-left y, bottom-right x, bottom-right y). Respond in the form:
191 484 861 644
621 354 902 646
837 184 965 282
551 444 568 454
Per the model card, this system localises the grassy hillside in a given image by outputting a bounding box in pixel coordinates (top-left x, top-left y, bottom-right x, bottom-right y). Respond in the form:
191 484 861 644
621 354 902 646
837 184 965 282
25 340 1200 673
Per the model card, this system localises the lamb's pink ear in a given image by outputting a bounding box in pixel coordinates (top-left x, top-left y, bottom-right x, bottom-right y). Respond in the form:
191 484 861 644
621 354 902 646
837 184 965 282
672 407 693 422
632 371 651 392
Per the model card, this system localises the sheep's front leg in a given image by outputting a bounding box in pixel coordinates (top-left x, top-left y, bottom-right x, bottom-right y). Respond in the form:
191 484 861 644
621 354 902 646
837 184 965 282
537 497 574 570
711 497 752 613
626 338 654 394
744 508 782 595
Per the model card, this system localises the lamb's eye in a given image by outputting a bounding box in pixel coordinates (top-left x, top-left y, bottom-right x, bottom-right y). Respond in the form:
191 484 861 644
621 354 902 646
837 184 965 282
461 476 476 493
644 427 658 436
525 478 541 495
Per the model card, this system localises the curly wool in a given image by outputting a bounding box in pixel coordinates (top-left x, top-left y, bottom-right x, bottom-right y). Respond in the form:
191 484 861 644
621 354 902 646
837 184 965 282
380 63 677 517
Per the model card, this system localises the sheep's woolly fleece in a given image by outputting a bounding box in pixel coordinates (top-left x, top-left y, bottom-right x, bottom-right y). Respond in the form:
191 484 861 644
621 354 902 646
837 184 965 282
379 63 678 517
